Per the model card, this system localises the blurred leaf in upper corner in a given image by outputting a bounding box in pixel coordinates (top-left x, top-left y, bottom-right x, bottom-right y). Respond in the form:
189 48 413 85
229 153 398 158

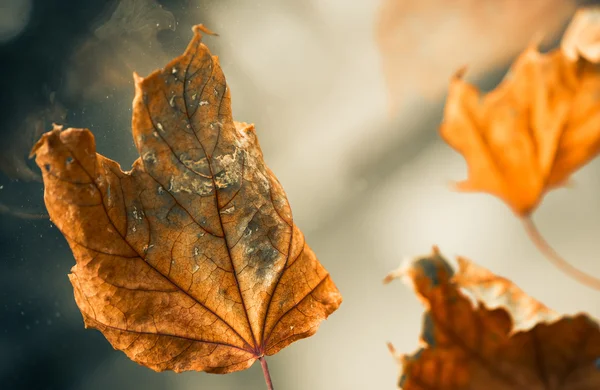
64 0 176 101
385 247 600 389
562 6 600 63
376 0 576 114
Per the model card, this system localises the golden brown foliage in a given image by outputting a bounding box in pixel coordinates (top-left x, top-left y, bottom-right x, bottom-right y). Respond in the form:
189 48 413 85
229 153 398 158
385 247 600 389
441 47 600 216
31 26 341 374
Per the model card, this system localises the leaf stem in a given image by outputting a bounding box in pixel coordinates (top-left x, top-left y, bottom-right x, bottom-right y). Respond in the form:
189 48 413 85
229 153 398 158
259 356 275 390
521 216 600 291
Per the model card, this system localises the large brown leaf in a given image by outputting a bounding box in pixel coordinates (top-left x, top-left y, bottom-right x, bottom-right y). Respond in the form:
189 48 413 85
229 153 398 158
31 25 342 374
385 247 600 389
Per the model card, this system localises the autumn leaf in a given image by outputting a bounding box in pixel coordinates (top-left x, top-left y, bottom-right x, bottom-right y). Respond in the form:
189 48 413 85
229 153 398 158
441 45 600 216
30 25 342 375
439 23 600 291
384 247 600 389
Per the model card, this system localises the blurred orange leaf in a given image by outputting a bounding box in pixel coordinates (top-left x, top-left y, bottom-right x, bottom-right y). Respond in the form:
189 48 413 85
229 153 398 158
31 25 342 374
441 46 600 216
385 247 600 389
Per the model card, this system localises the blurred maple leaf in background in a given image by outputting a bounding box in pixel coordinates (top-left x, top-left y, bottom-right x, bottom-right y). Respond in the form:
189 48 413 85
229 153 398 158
438 7 600 290
440 47 600 217
385 247 600 389
376 0 576 114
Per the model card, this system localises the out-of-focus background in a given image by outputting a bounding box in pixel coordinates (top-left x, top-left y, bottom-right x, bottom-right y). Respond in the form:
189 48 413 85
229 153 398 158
1 1 600 389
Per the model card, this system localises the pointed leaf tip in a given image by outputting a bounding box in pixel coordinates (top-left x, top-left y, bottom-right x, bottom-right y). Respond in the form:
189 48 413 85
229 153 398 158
453 65 468 80
132 72 144 87
192 24 219 37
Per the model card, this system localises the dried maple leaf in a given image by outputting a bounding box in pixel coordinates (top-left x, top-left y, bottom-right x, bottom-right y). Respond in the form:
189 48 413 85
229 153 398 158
384 247 600 389
441 46 600 216
30 25 342 375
